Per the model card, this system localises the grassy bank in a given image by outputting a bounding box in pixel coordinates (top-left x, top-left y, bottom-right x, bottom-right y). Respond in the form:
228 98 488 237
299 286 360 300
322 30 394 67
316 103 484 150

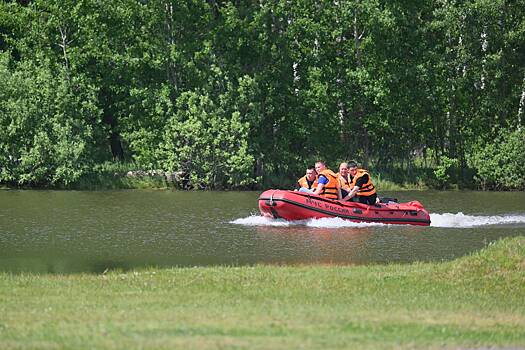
69 170 431 191
0 161 437 190
1 237 524 349
0 161 471 191
70 172 169 190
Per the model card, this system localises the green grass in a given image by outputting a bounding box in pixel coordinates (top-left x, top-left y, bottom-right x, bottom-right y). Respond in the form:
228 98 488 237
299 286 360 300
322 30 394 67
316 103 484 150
70 172 169 190
67 161 170 190
373 175 428 191
1 237 524 349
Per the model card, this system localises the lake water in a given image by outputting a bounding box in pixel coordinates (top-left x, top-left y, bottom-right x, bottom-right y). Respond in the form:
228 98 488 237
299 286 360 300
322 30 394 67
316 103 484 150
0 190 524 273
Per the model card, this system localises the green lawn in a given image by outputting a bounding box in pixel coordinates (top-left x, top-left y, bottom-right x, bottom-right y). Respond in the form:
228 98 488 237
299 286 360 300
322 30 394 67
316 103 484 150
1 237 524 350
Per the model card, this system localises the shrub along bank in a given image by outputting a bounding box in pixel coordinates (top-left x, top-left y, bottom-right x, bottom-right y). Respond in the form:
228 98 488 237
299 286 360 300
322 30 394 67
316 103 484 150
1 236 524 349
3 128 524 191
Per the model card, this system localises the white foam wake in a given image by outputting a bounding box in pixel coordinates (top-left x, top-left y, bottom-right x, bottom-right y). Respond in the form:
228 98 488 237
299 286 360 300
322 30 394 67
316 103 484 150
230 215 295 227
231 213 525 228
429 212 525 228
230 215 388 228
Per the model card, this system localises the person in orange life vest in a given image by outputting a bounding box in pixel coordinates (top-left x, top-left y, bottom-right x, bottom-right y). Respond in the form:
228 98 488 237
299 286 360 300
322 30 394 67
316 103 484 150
312 161 341 200
295 166 318 193
336 162 353 198
341 161 378 205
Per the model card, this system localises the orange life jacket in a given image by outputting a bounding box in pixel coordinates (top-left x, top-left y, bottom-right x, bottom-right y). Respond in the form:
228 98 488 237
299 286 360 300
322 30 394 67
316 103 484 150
336 172 353 191
350 169 376 196
319 169 340 199
297 175 318 190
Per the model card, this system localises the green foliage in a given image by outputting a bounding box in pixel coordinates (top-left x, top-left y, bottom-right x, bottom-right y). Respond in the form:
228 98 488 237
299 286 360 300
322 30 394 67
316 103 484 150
468 128 525 190
433 156 459 189
0 0 524 189
0 53 100 186
158 83 256 189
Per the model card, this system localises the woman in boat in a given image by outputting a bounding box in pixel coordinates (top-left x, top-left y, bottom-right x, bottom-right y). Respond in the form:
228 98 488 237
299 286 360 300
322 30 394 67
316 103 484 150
336 162 353 198
341 161 378 205
312 161 341 200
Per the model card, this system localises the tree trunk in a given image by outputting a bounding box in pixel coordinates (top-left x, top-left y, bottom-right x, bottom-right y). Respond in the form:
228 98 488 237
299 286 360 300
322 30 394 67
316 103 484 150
164 2 178 94
100 90 124 160
104 111 124 160
58 26 71 78
518 72 525 130
353 2 369 166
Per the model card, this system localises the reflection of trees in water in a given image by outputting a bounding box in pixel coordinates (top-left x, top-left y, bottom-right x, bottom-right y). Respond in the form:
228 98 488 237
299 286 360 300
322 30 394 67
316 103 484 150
0 256 135 275
254 226 374 265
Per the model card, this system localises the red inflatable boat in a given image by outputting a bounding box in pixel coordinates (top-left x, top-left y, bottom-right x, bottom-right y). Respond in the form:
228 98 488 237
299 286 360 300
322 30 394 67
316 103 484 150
258 190 431 226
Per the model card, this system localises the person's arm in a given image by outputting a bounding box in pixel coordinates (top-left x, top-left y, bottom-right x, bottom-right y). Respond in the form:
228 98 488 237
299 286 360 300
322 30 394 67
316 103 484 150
313 183 324 195
313 175 327 195
342 175 366 201
354 175 368 196
342 186 359 201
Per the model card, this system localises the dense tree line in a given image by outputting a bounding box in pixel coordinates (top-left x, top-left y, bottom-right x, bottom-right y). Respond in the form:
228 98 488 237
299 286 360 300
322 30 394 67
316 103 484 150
1 0 524 189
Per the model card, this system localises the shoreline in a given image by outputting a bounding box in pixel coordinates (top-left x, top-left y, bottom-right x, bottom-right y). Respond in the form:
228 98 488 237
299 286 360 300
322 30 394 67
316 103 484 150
0 173 503 191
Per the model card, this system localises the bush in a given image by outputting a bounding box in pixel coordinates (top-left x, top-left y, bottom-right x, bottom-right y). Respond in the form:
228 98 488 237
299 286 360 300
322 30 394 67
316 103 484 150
433 156 459 189
0 55 101 186
468 128 525 190
157 87 256 189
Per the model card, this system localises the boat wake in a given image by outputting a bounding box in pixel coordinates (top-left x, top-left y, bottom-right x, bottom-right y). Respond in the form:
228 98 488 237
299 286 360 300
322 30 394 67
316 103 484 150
429 213 525 228
230 215 384 228
230 213 525 228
